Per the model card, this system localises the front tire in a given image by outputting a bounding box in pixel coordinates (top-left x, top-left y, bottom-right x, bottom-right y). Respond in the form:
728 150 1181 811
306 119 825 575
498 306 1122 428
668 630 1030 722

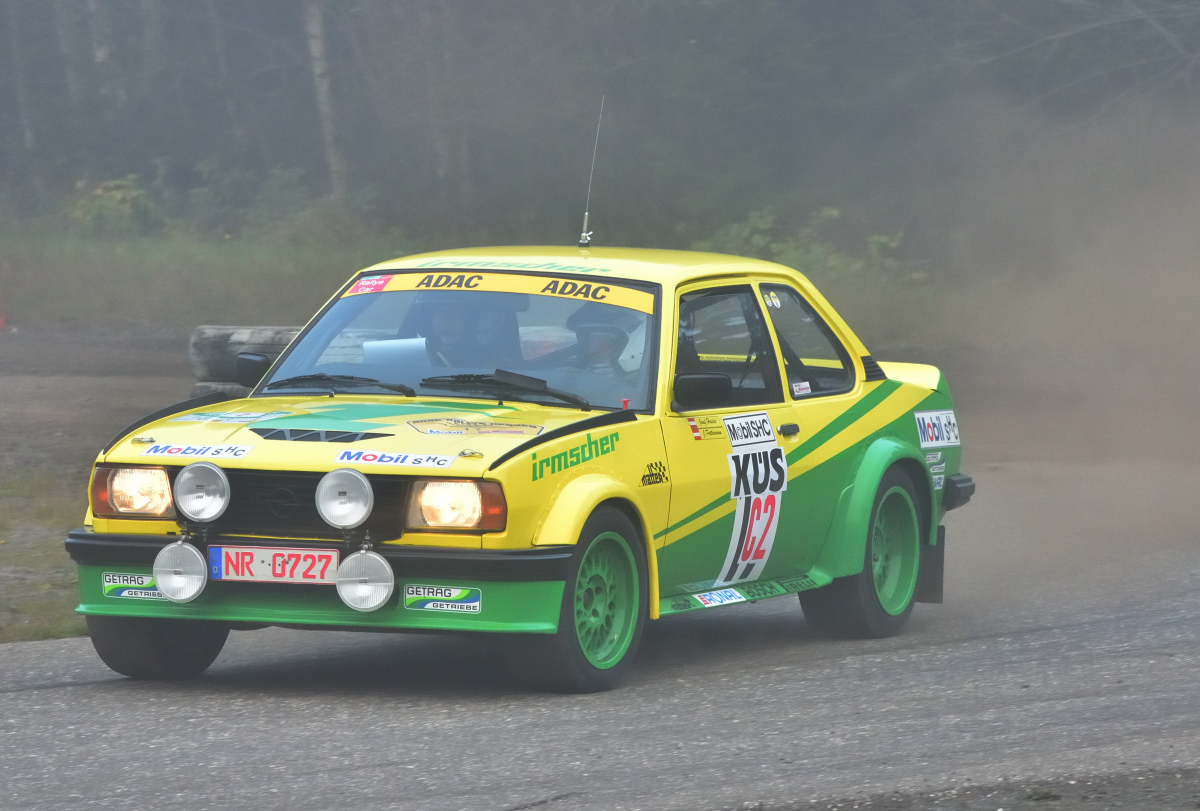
86 615 229 680
800 466 923 638
509 506 647 692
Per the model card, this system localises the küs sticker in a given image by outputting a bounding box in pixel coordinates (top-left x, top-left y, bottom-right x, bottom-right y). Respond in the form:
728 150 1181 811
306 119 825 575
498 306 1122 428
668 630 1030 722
914 410 960 449
716 411 787 586
102 572 166 600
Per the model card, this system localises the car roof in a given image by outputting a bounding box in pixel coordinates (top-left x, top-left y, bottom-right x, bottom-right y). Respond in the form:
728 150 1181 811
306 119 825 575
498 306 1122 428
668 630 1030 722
365 245 871 356
367 246 809 289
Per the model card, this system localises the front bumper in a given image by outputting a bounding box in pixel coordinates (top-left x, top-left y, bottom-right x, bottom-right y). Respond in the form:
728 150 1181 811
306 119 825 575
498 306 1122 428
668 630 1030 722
67 529 569 633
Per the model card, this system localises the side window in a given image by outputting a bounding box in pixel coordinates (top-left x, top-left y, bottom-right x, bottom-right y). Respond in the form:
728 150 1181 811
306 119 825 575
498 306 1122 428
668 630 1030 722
760 284 853 398
676 286 783 407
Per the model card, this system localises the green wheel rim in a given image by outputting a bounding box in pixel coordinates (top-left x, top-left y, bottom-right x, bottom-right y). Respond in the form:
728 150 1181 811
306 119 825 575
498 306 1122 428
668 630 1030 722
573 531 639 669
870 485 920 615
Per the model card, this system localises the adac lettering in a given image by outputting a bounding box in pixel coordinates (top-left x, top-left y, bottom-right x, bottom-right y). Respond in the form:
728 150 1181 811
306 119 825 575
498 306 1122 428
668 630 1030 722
530 431 619 481
716 412 788 586
539 279 610 302
414 273 483 289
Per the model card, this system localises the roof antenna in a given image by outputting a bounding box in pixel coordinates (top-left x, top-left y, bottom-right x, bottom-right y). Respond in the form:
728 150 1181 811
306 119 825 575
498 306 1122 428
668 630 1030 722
578 95 605 248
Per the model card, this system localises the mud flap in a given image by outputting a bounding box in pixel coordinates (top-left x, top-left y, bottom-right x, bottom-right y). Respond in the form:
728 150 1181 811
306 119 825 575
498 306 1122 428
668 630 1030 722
914 525 944 604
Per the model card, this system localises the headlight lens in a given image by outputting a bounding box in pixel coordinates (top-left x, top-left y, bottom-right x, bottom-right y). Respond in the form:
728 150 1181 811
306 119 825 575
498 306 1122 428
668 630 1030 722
152 541 208 603
172 462 231 522
315 468 374 529
406 480 506 531
336 550 394 611
91 467 175 518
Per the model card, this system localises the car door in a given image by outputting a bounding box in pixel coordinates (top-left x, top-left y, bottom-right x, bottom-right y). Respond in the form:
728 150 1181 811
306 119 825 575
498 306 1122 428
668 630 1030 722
756 281 862 574
656 283 795 595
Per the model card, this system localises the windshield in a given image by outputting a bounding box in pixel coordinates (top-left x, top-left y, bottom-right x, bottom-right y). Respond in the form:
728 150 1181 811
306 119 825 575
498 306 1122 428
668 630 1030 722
261 270 659 410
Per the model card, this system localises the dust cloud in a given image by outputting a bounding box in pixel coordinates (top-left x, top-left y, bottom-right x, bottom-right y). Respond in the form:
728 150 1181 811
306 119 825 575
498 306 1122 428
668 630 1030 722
907 101 1200 609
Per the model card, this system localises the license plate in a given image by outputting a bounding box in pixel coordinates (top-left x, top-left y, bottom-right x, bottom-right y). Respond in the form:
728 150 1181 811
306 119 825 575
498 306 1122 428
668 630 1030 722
208 546 339 585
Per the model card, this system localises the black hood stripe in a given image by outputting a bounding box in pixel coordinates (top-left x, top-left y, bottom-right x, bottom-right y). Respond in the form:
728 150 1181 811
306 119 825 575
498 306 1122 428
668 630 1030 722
486 409 638 471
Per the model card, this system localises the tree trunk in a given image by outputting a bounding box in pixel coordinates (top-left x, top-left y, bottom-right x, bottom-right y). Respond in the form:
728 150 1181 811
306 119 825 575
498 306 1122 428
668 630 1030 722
303 0 347 200
85 0 127 107
52 0 84 105
5 0 44 198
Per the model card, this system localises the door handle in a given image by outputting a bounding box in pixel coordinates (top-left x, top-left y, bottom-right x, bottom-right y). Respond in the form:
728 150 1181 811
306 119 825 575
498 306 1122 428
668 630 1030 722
777 423 799 436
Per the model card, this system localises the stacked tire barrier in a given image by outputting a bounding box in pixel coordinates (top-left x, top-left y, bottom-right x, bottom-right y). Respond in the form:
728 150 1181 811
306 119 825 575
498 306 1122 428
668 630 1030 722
188 326 301 397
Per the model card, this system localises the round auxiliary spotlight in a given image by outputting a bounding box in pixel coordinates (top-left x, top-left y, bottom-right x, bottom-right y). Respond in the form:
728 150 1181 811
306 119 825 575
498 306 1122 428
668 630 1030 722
336 550 394 612
315 468 374 530
152 541 208 603
173 462 231 523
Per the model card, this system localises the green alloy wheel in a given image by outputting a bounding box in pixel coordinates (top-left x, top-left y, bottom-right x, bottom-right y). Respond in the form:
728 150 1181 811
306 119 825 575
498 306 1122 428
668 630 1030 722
87 615 229 680
508 505 647 692
799 466 923 638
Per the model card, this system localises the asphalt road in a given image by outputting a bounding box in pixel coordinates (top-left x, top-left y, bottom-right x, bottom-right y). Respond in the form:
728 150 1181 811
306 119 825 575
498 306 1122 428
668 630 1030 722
3 461 1199 811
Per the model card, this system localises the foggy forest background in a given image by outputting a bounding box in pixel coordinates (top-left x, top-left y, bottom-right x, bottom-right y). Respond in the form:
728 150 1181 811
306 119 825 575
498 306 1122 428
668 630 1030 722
1 0 1199 336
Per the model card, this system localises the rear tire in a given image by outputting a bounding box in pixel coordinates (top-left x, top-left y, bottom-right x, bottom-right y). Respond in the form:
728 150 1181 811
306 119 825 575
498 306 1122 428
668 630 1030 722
507 506 647 692
800 466 923 638
86 615 229 680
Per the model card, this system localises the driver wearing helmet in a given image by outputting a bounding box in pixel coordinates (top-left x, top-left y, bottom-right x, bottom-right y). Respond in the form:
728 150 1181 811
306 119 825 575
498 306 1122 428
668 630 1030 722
567 303 637 380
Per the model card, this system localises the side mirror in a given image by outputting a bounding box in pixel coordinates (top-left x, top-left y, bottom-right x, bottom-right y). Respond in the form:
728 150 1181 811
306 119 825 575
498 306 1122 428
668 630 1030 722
235 353 272 388
673 373 732 410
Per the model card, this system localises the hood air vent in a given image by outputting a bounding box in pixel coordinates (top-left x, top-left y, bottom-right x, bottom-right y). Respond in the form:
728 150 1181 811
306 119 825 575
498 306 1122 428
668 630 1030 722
250 428 392 443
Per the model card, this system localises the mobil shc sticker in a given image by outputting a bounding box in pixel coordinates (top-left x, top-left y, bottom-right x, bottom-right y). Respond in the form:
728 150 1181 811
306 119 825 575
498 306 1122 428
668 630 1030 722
141 444 252 459
102 572 166 600
335 449 453 468
716 412 787 586
914 410 960 448
404 584 481 613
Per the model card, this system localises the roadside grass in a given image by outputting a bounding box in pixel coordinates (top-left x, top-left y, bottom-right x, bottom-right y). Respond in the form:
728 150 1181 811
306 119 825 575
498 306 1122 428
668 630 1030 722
0 470 89 643
0 226 414 329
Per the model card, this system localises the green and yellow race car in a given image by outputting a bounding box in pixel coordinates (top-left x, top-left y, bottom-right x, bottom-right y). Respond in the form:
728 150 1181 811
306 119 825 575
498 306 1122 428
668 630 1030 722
70 247 974 691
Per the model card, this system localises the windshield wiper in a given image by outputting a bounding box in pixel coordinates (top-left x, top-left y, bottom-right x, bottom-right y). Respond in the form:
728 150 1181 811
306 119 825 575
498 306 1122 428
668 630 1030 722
420 369 590 410
264 373 415 397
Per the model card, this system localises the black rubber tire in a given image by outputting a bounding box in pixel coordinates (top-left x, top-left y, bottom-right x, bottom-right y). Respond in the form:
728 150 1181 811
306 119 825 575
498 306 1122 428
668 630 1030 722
86 615 230 680
799 466 923 639
507 506 648 693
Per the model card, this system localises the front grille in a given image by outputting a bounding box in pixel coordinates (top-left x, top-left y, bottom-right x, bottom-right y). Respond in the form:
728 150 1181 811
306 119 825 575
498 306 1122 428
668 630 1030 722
214 470 409 541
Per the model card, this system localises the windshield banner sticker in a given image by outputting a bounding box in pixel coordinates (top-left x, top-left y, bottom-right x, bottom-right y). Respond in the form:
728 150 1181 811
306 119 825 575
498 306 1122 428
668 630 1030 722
341 270 654 314
102 572 166 600
335 449 453 468
716 411 787 586
141 444 252 459
170 411 293 424
404 584 481 613
407 418 543 437
914 410 960 448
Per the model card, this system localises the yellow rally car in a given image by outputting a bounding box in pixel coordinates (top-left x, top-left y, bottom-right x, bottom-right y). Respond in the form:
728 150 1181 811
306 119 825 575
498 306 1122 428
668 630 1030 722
69 247 974 691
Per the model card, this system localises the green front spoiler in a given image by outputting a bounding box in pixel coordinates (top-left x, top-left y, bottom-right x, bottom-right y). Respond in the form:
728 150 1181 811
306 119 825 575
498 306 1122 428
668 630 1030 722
76 564 564 634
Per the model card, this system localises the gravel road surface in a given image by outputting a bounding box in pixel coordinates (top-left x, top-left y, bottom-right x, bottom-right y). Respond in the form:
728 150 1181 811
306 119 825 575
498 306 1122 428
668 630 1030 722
3 460 1199 811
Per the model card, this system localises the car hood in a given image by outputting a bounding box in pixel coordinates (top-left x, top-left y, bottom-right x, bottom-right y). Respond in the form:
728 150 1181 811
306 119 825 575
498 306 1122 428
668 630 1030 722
101 395 603 477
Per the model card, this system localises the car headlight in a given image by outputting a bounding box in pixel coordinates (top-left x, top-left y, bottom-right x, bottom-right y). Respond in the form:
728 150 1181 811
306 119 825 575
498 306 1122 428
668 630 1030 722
152 541 208 603
90 467 175 518
406 480 506 531
172 462 231 522
315 468 374 529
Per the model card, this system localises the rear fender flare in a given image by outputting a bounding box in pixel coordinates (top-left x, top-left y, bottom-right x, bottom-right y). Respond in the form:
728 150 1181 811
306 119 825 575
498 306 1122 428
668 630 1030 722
811 438 933 581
